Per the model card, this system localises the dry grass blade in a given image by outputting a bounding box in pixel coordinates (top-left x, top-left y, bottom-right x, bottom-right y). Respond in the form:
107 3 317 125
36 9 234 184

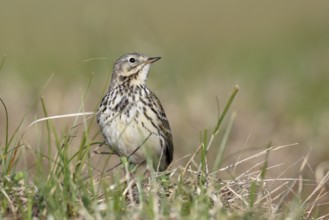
303 171 329 206
26 112 95 129
211 143 298 174
182 144 203 176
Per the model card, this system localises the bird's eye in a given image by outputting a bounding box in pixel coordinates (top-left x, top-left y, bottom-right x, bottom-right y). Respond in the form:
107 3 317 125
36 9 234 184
129 57 136 63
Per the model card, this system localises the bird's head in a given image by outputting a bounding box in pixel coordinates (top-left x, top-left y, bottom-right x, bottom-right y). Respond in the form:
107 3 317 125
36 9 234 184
110 52 161 87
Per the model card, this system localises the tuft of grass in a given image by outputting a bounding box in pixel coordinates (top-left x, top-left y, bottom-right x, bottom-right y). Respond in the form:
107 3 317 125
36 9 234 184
1 85 328 219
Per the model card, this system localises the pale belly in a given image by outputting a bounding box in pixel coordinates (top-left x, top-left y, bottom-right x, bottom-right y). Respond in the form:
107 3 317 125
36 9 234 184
101 113 163 166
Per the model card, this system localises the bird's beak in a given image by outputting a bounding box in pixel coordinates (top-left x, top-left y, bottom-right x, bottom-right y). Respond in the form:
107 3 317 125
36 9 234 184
147 57 161 64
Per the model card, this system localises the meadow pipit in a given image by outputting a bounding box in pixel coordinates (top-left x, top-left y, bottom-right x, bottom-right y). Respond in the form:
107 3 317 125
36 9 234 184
97 53 174 172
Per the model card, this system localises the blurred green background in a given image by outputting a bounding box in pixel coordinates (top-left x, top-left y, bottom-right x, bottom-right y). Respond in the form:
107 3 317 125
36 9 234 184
1 1 329 176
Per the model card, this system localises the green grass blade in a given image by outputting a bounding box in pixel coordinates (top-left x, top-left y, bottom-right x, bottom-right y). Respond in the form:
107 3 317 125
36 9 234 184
212 85 239 135
212 111 236 170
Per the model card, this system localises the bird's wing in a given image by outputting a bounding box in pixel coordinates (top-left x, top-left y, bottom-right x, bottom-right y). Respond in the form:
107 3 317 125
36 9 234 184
149 92 174 164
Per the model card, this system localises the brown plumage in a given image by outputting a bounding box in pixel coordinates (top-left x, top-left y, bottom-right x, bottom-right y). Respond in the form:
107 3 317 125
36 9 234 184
97 53 173 171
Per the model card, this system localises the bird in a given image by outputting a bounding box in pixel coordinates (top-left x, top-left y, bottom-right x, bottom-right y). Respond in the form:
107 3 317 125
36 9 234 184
97 53 174 172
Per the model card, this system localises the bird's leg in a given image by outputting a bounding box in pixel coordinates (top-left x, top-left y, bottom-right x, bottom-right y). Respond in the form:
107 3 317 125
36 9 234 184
121 157 137 205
